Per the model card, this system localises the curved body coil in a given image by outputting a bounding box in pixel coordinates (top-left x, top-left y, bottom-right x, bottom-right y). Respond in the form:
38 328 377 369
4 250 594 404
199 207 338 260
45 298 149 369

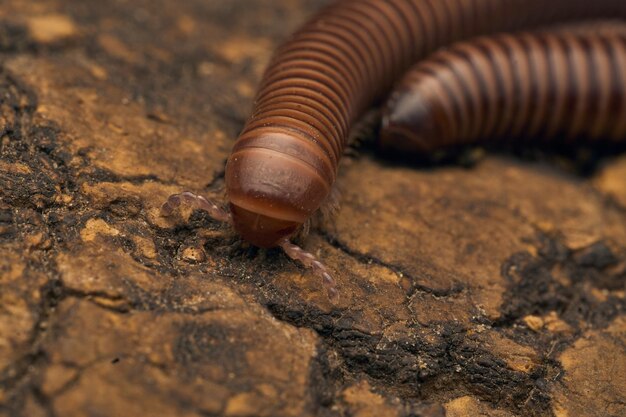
225 0 626 248
381 32 626 152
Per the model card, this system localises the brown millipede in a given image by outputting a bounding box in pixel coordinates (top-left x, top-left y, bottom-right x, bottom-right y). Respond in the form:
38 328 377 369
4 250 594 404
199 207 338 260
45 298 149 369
381 32 626 152
163 0 626 300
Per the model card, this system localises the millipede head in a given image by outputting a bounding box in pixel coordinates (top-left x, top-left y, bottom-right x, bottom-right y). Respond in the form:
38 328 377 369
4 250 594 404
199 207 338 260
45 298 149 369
160 191 338 300
228 203 301 248
225 140 330 248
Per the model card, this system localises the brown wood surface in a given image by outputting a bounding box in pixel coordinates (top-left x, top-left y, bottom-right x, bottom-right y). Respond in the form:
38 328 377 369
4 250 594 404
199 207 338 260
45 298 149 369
0 1 625 416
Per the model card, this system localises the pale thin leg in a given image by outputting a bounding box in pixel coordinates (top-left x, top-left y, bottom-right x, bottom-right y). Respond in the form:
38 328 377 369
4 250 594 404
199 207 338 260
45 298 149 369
279 239 338 301
161 191 232 224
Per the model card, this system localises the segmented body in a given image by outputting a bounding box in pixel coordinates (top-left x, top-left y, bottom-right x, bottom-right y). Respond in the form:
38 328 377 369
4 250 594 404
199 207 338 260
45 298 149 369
382 32 626 152
224 0 626 248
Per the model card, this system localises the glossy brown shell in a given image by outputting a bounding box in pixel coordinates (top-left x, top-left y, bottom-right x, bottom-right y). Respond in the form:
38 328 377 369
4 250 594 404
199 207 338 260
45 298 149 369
225 0 626 248
382 32 626 152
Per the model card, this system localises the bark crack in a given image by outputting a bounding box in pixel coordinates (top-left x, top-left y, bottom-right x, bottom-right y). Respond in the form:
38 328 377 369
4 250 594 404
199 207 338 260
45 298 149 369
317 229 465 298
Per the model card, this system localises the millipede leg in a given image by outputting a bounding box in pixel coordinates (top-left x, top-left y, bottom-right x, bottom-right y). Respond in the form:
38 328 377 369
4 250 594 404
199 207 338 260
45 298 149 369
279 239 338 301
160 191 232 224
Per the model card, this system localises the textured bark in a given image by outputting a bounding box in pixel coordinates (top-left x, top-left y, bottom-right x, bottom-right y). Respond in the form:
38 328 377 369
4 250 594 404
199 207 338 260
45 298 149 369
0 1 625 416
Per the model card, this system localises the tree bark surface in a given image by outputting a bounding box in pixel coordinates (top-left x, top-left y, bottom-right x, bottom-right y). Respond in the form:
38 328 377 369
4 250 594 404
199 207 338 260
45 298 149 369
0 1 625 416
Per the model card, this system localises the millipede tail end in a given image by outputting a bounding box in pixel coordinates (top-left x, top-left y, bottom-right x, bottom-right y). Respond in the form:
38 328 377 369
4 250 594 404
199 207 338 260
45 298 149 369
160 191 232 224
279 239 339 302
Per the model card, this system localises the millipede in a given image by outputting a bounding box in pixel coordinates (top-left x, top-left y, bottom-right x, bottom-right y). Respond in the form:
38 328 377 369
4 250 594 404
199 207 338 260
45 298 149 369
382 31 626 152
162 0 626 300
